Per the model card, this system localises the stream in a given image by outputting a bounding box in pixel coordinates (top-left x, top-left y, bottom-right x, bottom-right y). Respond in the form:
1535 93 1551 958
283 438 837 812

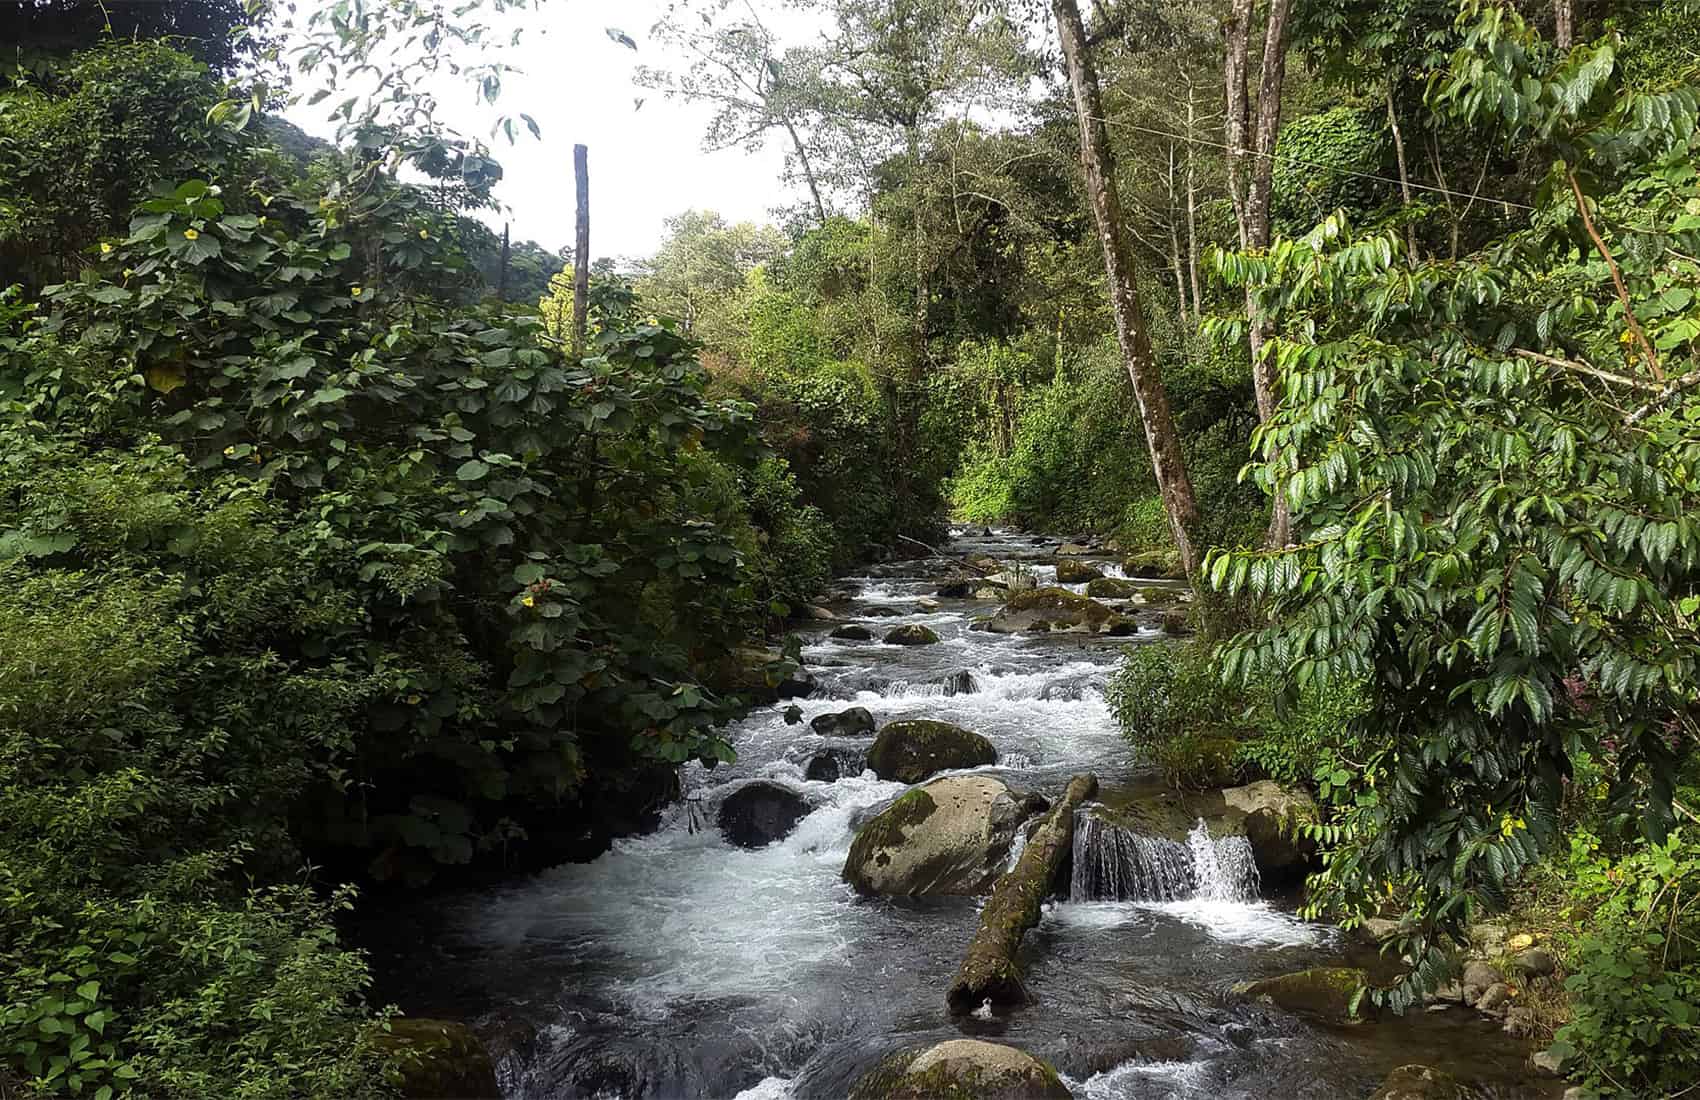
373 530 1559 1099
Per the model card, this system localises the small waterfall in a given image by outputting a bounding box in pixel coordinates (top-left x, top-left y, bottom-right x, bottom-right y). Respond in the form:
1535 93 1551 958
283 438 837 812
1071 813 1260 903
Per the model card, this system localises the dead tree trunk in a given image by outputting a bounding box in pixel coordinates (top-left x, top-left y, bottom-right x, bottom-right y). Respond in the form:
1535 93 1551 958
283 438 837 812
1555 0 1575 49
1053 0 1203 577
572 144 591 360
946 774 1098 1013
1386 87 1419 264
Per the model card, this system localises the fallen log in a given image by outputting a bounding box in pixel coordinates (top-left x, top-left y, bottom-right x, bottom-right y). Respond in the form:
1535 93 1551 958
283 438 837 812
945 773 1098 1015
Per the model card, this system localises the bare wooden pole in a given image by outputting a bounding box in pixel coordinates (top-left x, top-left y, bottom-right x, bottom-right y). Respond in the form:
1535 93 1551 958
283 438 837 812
572 144 591 359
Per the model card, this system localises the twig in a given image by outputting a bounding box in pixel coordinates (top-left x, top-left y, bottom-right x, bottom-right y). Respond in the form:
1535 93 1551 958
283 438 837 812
1626 371 1700 425
1511 348 1662 393
1568 170 1663 381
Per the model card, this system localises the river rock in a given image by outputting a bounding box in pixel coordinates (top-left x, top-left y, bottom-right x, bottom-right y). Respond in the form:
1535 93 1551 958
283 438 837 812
831 624 875 641
1054 558 1103 584
864 606 902 617
1369 1065 1468 1100
936 577 980 598
984 587 1119 635
987 569 1038 593
1084 576 1141 599
1057 542 1092 556
885 624 941 646
1461 960 1501 1006
712 646 816 702
868 720 996 783
1214 780 1319 883
1513 946 1557 979
843 776 1035 896
1231 967 1373 1025
1476 982 1511 1013
812 706 876 738
806 754 841 782
718 782 811 848
849 1040 1072 1100
375 1019 500 1099
1123 549 1185 579
938 669 978 696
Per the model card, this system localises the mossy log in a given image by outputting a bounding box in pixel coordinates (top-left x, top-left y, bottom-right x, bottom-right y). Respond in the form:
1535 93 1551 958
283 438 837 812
945 773 1097 1014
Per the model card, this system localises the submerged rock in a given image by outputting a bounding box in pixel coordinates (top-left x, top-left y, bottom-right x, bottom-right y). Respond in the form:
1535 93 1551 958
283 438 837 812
868 719 996 784
1369 1065 1468 1100
984 587 1119 635
849 1039 1072 1100
831 624 876 641
717 782 811 848
1231 967 1373 1025
1054 558 1104 584
885 624 941 646
375 1019 500 1099
843 776 1032 896
812 706 877 738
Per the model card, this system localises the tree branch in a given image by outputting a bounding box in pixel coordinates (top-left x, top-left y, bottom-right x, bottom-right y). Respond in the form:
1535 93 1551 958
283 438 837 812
1569 170 1663 381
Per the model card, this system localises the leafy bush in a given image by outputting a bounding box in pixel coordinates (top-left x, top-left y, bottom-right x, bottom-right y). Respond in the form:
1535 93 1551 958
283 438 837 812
1108 641 1256 780
1547 830 1700 1097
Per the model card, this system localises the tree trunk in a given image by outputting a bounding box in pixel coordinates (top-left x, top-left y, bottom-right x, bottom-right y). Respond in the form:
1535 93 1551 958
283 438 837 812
1555 0 1574 49
1052 0 1203 577
909 125 929 373
498 222 511 302
1223 0 1253 248
1386 86 1419 265
1168 143 1189 324
572 144 591 360
783 117 829 227
1185 87 1204 318
946 774 1098 1013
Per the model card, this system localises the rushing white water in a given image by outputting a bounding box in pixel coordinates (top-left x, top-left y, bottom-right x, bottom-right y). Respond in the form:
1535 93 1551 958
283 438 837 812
408 533 1541 1100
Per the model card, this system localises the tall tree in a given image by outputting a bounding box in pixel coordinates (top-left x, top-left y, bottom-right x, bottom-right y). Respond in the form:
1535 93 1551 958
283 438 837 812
1051 0 1202 576
1224 0 1295 548
637 1 833 226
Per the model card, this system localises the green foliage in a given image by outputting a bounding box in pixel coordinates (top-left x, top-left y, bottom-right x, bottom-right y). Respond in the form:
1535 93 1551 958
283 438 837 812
1270 107 1392 236
1547 830 1700 1097
1108 642 1251 756
1207 3 1700 1011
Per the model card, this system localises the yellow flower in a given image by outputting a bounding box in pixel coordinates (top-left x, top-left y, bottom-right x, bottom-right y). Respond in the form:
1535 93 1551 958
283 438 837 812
521 594 536 608
183 228 200 241
100 242 113 255
223 446 235 456
418 229 429 240
405 694 421 705
122 268 133 278
351 286 364 298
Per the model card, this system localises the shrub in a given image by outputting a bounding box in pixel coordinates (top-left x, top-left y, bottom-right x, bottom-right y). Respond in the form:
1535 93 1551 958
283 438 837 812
1107 641 1255 773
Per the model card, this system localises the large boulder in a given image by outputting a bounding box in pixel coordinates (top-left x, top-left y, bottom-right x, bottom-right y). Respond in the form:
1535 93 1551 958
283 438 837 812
812 706 877 738
1123 549 1185 579
709 646 816 702
850 1040 1072 1100
1084 576 1141 599
1208 780 1319 884
867 720 996 783
1231 967 1373 1025
376 1019 500 1099
843 776 1031 896
884 624 941 646
718 782 811 848
984 587 1119 635
1054 558 1104 584
1370 1066 1469 1100
831 624 875 641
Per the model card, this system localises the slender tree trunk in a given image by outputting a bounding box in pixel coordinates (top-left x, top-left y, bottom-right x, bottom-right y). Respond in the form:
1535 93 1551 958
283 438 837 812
1185 87 1204 318
782 118 829 227
908 124 929 373
1168 143 1189 323
1386 86 1419 265
572 144 591 360
1555 0 1575 49
1052 0 1202 578
498 222 511 302
1223 0 1253 248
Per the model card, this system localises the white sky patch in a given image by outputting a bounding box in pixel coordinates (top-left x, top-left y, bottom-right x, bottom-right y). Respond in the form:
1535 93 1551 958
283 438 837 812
283 0 831 261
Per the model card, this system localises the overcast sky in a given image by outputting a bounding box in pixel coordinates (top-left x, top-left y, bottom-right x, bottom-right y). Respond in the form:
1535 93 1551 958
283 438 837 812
285 1 830 262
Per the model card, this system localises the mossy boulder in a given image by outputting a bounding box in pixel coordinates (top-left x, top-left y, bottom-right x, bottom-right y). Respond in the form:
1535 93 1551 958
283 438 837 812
812 706 876 737
1084 576 1141 599
831 623 876 641
867 720 996 783
885 624 941 646
375 1019 500 1099
1054 558 1104 584
842 776 1033 896
1123 550 1185 579
1231 967 1373 1025
1214 780 1319 883
850 1040 1072 1100
707 646 817 701
1369 1065 1469 1100
984 587 1118 635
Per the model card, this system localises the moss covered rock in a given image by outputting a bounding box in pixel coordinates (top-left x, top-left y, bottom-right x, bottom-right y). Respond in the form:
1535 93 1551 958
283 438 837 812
884 624 942 646
1054 558 1104 584
1369 1065 1469 1100
811 706 876 737
831 623 876 641
1123 549 1185 579
984 587 1118 635
867 720 996 784
842 776 1032 896
1084 576 1141 599
1231 967 1373 1025
1215 780 1319 884
375 1019 499 1099
850 1040 1072 1100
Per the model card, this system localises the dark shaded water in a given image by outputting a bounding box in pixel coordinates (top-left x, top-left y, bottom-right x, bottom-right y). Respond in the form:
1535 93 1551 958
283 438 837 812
372 530 1557 1099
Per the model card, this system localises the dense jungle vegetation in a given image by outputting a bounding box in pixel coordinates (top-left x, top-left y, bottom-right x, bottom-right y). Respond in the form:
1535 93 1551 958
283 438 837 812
2 0 1698 1096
